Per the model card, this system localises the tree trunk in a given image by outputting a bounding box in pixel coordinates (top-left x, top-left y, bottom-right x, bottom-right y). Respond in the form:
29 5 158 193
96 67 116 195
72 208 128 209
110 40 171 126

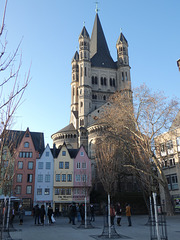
108 194 111 238
163 184 174 216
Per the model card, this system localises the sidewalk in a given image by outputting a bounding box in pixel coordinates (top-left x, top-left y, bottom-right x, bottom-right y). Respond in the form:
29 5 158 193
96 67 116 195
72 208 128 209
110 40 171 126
8 214 180 240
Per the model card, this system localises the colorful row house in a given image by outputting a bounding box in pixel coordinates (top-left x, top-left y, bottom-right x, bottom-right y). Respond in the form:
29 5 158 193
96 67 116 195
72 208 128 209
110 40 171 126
1 128 92 213
12 128 45 210
34 144 54 212
53 144 92 212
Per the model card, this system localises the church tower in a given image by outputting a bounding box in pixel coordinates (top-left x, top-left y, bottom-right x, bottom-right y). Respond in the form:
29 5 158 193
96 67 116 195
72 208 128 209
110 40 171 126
52 12 133 152
116 32 132 99
77 26 91 150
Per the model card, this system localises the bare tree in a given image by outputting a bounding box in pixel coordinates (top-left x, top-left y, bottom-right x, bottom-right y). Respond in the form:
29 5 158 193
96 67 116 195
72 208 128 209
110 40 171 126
95 84 179 216
0 0 30 194
95 139 119 238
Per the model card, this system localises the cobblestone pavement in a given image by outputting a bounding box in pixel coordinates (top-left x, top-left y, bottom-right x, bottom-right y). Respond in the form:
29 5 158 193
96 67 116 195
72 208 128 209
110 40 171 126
7 214 180 240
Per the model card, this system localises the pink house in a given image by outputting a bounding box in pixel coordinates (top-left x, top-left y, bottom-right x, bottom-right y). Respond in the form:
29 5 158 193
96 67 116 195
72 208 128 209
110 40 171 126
12 128 44 211
73 145 92 203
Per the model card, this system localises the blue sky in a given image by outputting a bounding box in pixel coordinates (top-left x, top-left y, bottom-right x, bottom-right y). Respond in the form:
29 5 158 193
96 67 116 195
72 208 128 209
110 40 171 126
1 0 180 147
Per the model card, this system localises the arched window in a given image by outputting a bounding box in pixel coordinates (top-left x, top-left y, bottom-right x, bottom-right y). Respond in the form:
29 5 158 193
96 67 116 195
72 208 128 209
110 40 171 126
122 72 124 81
125 72 128 81
113 79 115 87
92 76 94 84
104 77 107 86
73 87 75 96
103 95 106 100
80 119 84 126
95 76 98 84
80 102 83 107
110 78 112 86
85 67 87 76
101 77 103 85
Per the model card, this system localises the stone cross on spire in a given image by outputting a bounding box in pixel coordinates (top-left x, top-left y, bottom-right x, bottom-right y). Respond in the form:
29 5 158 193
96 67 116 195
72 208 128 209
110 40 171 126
95 1 99 13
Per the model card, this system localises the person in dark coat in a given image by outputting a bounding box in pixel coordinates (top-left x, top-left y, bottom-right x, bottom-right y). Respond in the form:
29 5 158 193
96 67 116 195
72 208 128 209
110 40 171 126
79 203 85 224
71 202 77 225
90 204 95 222
40 205 46 225
47 204 53 224
34 204 40 225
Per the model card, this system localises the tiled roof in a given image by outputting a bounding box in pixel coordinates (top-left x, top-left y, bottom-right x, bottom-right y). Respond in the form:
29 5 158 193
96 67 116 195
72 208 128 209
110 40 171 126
79 26 90 39
5 129 45 155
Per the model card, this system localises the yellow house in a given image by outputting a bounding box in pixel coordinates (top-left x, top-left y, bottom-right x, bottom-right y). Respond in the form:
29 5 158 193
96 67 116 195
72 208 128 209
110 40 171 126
53 143 75 213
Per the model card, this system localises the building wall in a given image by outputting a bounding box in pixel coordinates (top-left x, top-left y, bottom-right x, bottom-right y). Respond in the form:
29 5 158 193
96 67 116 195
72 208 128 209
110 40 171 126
73 146 91 203
13 129 39 210
53 145 73 211
155 127 180 211
34 144 54 209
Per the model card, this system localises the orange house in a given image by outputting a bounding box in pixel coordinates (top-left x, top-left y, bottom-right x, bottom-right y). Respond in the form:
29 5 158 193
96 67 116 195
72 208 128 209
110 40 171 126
12 128 44 211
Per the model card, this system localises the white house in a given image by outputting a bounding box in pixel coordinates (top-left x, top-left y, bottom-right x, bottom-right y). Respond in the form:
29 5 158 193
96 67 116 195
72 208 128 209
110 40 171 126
34 144 54 211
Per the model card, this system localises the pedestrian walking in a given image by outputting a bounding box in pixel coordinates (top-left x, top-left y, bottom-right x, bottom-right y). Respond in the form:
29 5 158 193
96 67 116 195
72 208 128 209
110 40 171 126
71 202 77 225
47 204 53 224
110 204 116 226
90 204 95 222
40 205 46 225
79 203 85 224
126 203 132 226
116 202 122 226
34 204 40 225
19 206 24 225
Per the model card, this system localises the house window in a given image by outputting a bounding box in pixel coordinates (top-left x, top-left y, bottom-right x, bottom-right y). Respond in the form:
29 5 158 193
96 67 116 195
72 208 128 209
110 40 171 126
65 162 69 169
110 78 112 86
18 161 23 169
59 162 64 169
38 174 43 182
26 186 32 194
80 151 84 156
17 174 22 183
28 161 33 169
16 186 21 194
60 188 65 195
38 162 43 169
27 174 33 183
167 174 178 190
177 137 180 146
82 174 87 182
44 188 50 195
77 162 81 169
161 143 165 152
169 158 175 167
37 188 42 195
62 174 66 182
75 174 81 182
82 163 86 169
46 162 51 169
167 140 173 149
56 174 60 182
62 151 66 156
45 174 50 182
55 188 59 195
92 76 94 84
24 142 29 148
66 189 71 195
67 174 72 182
46 152 49 157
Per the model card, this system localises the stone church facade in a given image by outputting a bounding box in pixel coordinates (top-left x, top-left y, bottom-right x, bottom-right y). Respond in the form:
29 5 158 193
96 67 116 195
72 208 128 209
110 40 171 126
51 13 132 158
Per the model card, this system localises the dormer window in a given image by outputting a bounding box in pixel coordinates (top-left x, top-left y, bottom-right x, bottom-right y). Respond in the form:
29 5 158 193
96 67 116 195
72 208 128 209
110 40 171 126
24 142 29 148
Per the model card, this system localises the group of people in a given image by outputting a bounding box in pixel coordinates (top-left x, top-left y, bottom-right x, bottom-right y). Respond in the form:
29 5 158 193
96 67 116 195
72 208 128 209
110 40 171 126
110 202 132 227
33 203 54 225
68 202 95 225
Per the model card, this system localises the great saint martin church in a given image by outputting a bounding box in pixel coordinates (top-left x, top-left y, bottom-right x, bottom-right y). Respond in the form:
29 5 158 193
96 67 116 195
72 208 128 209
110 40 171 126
51 12 132 159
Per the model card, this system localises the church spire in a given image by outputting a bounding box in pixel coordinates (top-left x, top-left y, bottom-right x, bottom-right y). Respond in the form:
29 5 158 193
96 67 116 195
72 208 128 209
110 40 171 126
90 13 116 69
